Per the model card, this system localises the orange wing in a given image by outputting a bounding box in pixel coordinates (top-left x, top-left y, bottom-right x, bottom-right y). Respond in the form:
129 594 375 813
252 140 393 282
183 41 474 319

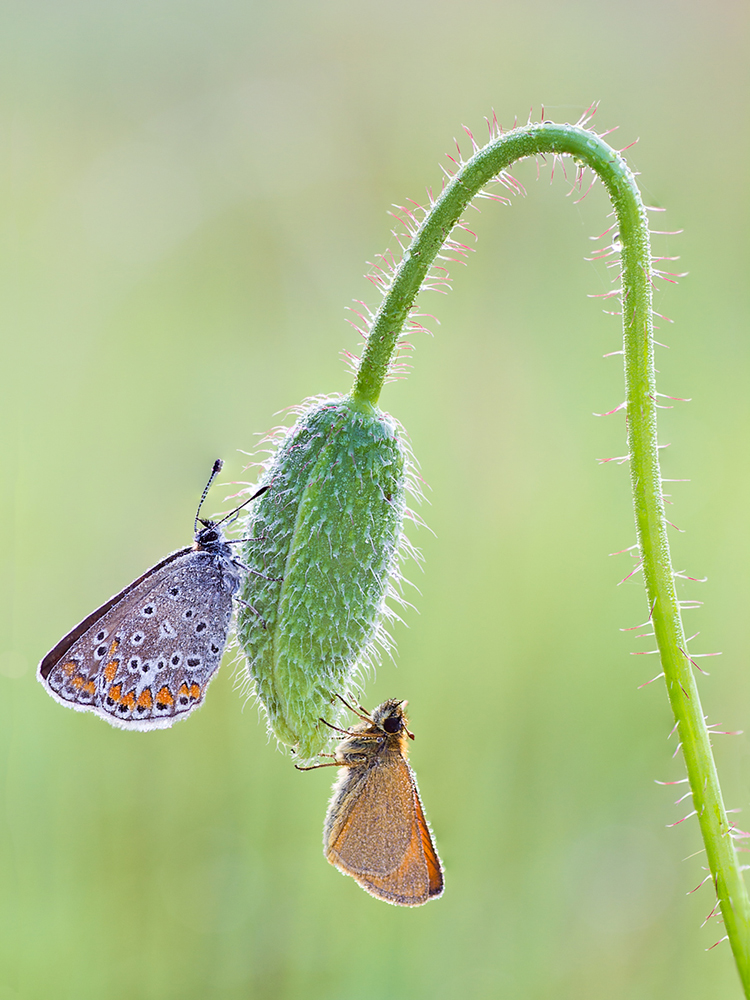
326 757 414 876
326 759 444 906
413 783 444 899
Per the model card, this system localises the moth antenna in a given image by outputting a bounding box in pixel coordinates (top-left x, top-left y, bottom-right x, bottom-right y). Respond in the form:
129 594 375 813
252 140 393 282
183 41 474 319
194 459 224 533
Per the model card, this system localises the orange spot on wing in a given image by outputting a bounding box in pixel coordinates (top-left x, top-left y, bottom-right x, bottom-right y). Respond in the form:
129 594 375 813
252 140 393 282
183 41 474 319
120 690 136 709
71 674 85 689
177 682 189 699
156 686 174 707
83 680 96 696
62 661 77 676
108 639 120 656
189 683 201 700
137 688 153 709
108 684 122 701
104 660 119 682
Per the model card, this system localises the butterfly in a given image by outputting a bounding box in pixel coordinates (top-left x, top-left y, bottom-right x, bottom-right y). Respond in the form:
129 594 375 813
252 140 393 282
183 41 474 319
298 698 444 906
38 459 268 730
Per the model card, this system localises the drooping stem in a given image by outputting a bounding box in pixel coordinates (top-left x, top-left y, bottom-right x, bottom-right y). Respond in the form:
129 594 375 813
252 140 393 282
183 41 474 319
351 120 750 994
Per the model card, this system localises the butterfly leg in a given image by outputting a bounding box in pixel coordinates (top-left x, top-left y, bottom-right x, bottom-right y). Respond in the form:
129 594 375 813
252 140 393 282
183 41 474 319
319 716 382 741
320 717 355 736
295 755 362 772
232 559 283 583
334 692 374 724
234 596 268 629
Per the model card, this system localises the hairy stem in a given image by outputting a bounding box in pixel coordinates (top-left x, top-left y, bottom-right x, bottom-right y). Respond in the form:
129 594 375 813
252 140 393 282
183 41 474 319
351 120 750 993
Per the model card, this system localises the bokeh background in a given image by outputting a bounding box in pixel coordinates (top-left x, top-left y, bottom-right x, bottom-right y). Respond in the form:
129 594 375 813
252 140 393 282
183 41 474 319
2 0 749 997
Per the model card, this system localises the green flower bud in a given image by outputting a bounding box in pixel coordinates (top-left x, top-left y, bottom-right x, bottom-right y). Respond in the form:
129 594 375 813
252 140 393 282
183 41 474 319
237 394 415 759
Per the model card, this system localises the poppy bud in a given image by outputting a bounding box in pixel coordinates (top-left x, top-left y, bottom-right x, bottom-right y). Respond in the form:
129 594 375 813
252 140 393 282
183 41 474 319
237 394 412 759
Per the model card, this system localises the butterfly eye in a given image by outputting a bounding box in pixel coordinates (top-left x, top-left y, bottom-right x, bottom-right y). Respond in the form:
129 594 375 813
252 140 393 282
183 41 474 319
382 716 402 734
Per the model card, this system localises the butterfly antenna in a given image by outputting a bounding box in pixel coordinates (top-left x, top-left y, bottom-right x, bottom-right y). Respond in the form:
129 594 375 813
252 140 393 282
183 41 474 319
213 484 271 527
194 459 224 533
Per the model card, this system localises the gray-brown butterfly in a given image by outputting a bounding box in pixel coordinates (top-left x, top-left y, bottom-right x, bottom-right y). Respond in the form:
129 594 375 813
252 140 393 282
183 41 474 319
38 460 268 730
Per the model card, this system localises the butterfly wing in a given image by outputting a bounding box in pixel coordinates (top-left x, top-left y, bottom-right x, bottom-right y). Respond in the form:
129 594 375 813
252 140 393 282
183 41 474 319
39 548 189 678
38 550 234 730
412 781 444 900
325 757 443 905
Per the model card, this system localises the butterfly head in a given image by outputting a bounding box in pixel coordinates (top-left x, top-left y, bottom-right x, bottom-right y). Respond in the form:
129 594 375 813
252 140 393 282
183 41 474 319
193 519 228 553
370 699 414 740
190 459 269 555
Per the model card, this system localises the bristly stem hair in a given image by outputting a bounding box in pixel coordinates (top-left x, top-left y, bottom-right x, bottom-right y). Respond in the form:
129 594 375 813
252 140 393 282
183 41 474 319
349 112 750 993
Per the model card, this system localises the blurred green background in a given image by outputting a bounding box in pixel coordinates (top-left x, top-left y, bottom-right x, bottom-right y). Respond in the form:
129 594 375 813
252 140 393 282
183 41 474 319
1 0 749 997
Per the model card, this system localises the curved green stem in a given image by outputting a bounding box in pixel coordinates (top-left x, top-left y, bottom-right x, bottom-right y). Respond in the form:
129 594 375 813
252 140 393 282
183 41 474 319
352 121 750 993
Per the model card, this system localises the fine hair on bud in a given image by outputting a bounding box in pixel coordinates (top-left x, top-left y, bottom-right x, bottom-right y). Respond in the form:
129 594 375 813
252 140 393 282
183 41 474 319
236 394 418 759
